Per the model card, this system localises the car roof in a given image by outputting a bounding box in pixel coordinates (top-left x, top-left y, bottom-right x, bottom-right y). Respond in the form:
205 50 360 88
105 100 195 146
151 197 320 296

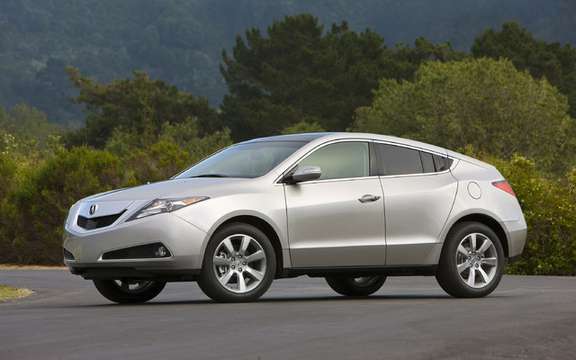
243 132 447 154
241 133 333 143
243 132 493 169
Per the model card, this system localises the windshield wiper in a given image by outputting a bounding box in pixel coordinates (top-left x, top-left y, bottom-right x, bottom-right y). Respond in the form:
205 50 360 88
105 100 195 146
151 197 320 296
189 174 231 178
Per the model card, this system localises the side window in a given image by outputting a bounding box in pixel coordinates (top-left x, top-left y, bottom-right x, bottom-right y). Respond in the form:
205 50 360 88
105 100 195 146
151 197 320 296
298 142 369 180
374 143 423 176
420 151 435 173
433 154 453 171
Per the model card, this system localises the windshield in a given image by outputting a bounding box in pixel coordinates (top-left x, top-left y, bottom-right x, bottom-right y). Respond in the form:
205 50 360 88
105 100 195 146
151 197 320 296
175 141 307 179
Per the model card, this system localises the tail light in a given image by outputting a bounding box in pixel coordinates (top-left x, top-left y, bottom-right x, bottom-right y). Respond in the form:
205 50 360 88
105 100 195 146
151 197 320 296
492 180 515 197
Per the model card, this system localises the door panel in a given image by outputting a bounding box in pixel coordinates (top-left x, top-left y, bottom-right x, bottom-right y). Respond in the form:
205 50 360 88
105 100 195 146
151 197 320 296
379 172 457 265
285 178 386 267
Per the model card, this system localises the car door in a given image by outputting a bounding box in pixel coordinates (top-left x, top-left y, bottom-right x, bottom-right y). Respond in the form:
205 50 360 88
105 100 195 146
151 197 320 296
372 142 458 266
284 141 386 268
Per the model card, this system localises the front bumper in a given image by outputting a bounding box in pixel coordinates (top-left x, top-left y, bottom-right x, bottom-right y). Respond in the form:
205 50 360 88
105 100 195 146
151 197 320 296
63 212 207 280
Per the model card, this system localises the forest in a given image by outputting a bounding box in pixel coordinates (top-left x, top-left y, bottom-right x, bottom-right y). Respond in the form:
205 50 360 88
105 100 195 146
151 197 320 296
1 0 575 123
1 10 575 275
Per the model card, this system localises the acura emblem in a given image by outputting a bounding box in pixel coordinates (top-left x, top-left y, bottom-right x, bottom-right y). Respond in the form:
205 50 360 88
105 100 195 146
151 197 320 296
89 204 98 215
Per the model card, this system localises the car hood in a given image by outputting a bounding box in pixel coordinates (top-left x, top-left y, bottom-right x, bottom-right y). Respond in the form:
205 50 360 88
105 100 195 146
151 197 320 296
82 178 252 202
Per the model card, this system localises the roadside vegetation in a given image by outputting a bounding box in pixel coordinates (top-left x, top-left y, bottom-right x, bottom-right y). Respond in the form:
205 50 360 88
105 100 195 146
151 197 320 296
0 15 575 275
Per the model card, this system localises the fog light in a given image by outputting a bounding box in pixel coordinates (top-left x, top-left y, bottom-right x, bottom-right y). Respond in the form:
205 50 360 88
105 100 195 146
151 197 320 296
102 242 171 260
155 245 168 257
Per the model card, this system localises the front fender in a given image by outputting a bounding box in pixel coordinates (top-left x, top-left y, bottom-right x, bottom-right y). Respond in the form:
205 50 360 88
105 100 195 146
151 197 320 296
172 188 289 266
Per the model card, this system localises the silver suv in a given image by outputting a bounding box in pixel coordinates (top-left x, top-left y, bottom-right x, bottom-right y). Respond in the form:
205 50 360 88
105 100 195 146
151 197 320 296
63 133 527 303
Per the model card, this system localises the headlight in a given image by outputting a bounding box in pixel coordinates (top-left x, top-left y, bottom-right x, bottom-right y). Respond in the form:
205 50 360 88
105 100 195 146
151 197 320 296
128 196 209 221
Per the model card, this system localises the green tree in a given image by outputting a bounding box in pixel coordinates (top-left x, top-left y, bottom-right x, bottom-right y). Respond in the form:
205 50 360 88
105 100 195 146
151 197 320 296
65 68 221 148
472 22 576 116
384 37 467 81
353 58 575 173
221 14 462 140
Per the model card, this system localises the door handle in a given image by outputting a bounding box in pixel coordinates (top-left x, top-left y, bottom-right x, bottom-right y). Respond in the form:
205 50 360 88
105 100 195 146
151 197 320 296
358 194 381 203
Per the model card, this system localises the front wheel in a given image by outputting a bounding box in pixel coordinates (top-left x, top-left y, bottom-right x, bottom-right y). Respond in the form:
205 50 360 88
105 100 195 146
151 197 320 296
197 223 276 302
325 276 386 297
93 280 166 304
436 222 505 298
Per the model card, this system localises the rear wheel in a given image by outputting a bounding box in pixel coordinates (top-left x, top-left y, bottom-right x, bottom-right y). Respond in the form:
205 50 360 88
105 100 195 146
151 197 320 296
325 276 386 297
93 279 166 304
436 222 505 298
198 223 276 302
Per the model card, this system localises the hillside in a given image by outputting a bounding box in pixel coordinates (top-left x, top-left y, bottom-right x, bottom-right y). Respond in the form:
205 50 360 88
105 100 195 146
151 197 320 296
0 0 574 124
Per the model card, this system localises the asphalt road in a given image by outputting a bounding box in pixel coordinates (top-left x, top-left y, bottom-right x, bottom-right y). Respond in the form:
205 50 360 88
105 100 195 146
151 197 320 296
1 271 575 360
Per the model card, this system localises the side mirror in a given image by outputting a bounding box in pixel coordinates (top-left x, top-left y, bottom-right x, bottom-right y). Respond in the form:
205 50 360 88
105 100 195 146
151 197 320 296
287 166 322 184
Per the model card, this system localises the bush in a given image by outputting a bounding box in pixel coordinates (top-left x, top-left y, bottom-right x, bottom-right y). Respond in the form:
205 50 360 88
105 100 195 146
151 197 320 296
0 154 19 260
486 155 576 275
3 147 126 264
0 154 17 199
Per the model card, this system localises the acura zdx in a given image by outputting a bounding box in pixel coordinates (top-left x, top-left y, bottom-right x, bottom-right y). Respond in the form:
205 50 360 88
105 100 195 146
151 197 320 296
63 133 526 303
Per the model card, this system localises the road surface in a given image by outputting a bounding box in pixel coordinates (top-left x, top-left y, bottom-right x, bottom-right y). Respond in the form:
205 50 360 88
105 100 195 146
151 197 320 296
1 270 575 360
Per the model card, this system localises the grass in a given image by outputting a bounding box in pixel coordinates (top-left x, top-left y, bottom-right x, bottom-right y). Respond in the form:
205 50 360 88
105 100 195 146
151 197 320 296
0 285 33 302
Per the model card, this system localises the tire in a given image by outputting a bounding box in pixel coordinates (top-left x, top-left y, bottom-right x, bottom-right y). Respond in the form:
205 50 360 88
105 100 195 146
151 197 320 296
325 276 386 297
198 223 276 303
93 280 166 304
436 221 505 298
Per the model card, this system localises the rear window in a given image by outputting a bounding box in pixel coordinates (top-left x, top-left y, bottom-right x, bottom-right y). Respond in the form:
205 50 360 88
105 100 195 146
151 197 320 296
373 143 423 176
373 143 453 176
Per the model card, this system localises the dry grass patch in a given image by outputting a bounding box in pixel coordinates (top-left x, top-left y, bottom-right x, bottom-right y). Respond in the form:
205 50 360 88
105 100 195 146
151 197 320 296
0 264 66 270
0 285 33 302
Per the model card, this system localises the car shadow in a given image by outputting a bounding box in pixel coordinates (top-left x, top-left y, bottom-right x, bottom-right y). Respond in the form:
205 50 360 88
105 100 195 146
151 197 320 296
58 292 520 308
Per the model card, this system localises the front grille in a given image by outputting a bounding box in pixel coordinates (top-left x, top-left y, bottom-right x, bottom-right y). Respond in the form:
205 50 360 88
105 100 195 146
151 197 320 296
77 210 126 230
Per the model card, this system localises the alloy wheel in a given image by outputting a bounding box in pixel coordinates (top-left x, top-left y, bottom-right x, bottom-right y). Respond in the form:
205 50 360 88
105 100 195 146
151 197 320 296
212 234 267 293
455 233 498 289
